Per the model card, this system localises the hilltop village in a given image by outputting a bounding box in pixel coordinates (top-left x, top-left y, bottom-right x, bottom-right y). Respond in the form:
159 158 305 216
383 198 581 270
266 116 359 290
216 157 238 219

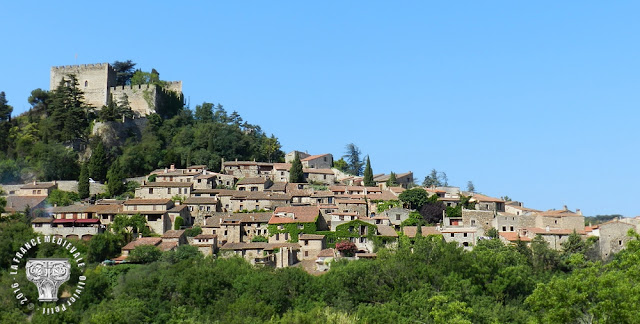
2 154 635 271
0 62 636 272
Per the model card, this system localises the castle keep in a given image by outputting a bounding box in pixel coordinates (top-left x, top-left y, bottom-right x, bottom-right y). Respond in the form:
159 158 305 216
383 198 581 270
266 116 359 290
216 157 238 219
50 63 182 116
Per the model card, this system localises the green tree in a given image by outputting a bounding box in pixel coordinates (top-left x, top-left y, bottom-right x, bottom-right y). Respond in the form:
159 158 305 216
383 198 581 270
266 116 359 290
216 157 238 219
35 142 80 180
289 153 304 183
195 102 214 122
386 172 398 187
107 158 126 197
46 189 80 207
423 169 447 187
128 245 162 263
87 232 123 263
48 75 91 142
333 158 348 172
363 155 374 186
27 88 49 115
0 91 12 122
343 143 363 176
466 181 475 193
88 141 108 182
486 227 499 239
112 60 137 86
174 216 184 230
399 187 429 209
78 162 90 199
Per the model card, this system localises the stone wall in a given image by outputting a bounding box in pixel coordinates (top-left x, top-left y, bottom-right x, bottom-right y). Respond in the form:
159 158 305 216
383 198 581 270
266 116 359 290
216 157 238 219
50 63 116 109
462 209 495 232
110 84 158 116
599 221 635 260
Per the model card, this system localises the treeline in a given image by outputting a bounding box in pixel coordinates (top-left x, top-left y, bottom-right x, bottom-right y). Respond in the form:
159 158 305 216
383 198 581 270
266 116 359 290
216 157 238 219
1 215 639 323
0 61 284 193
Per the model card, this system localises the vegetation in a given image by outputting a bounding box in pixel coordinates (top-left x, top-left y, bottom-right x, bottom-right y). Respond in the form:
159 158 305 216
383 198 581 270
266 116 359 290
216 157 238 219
78 162 90 199
46 189 80 207
422 168 448 187
289 153 304 183
386 171 398 187
363 156 374 186
342 143 363 176
0 215 639 323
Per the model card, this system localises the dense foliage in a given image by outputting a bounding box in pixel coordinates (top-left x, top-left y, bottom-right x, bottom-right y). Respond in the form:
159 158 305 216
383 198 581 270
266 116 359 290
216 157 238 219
0 66 284 191
0 216 639 323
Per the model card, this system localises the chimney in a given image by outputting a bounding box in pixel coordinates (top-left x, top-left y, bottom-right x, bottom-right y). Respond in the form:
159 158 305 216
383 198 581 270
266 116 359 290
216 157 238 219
170 164 175 171
33 180 37 185
545 225 550 232
563 205 568 211
576 209 582 215
164 168 168 173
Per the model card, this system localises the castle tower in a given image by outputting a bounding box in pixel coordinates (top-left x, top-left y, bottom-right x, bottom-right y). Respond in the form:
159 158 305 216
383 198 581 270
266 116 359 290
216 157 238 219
50 63 117 108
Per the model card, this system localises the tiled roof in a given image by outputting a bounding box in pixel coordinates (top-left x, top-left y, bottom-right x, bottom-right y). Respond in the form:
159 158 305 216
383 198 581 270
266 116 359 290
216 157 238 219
273 163 292 170
220 242 269 250
269 206 320 224
499 232 532 242
194 234 217 239
141 182 193 188
402 226 442 238
158 241 178 251
300 154 331 161
168 205 188 212
4 196 47 212
85 204 122 214
184 197 219 204
317 248 335 257
161 230 185 238
525 227 585 235
122 237 162 250
471 193 504 203
303 168 334 175
539 209 581 217
31 217 53 224
51 205 91 213
124 199 172 205
376 225 398 237
237 177 270 185
336 199 366 205
20 182 57 189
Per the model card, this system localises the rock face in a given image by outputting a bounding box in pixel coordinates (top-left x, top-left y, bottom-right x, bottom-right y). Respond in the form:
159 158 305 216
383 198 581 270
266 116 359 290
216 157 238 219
92 117 148 148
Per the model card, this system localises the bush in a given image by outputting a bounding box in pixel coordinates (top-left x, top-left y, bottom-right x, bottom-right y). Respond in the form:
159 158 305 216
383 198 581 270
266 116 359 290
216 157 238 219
251 235 268 243
335 240 357 257
128 245 162 263
174 216 184 230
184 226 202 237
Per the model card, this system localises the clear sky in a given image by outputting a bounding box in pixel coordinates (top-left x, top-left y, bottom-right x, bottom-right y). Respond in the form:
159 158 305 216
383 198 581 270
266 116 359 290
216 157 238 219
1 2 638 216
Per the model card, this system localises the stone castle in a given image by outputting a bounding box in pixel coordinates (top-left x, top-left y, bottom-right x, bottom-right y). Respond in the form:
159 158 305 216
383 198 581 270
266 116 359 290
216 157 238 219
50 63 182 116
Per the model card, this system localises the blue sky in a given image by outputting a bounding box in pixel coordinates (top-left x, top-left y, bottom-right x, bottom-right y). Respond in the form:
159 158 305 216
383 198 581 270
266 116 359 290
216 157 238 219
1 2 638 216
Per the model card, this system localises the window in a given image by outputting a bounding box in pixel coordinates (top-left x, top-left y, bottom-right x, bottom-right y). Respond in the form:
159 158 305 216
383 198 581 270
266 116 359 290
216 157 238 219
149 188 154 194
37 190 42 194
304 251 309 257
284 233 289 240
463 242 469 247
471 220 476 226
168 188 171 194
84 80 88 87
502 226 507 231
304 240 308 246
275 233 280 240
619 240 623 246
510 226 514 231
463 233 467 237
450 233 454 237
32 190 36 194
396 214 401 221
153 205 156 211
255 205 259 210
251 187 258 192
281 172 284 176
554 220 558 224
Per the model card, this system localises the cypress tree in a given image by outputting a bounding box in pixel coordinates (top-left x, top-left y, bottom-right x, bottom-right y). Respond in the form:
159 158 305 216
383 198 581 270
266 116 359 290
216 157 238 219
386 172 398 187
363 156 375 186
289 153 304 183
107 159 126 197
78 162 90 199
88 141 108 183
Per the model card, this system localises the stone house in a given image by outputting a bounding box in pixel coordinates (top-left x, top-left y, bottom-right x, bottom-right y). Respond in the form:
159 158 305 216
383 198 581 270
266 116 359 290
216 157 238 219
373 172 414 189
441 227 481 250
219 242 300 268
217 212 272 245
383 207 412 228
193 173 218 190
498 232 532 246
470 194 506 212
535 207 584 232
184 197 220 215
330 212 360 231
32 217 102 240
192 234 218 256
268 206 327 243
120 237 178 258
161 230 187 246
336 199 368 216
222 160 274 178
299 234 326 260
310 191 335 205
136 182 193 200
402 226 442 238
17 181 58 196
122 199 175 234
2 196 48 217
272 163 291 182
598 219 635 260
300 154 333 169
303 168 336 185
229 192 292 212
236 177 273 192
284 151 311 163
